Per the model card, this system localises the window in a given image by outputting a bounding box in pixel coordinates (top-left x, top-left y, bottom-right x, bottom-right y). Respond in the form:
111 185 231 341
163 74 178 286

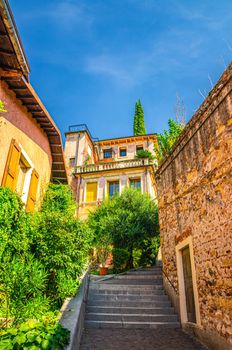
16 159 29 196
120 148 127 157
69 158 75 167
103 149 113 159
130 178 141 190
86 182 98 202
136 145 144 153
2 139 39 212
108 181 119 198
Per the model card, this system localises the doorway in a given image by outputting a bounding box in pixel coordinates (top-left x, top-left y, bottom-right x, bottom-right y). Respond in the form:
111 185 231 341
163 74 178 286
182 246 196 323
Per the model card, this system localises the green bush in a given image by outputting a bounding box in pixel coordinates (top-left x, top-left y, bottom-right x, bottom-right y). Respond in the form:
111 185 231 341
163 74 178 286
89 188 160 269
136 149 154 160
0 184 92 348
112 248 130 273
0 318 70 350
154 118 184 164
139 236 160 267
0 255 49 324
29 184 93 306
0 188 29 260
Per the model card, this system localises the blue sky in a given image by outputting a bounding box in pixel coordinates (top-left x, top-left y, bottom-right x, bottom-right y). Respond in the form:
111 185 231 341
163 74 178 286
11 0 232 141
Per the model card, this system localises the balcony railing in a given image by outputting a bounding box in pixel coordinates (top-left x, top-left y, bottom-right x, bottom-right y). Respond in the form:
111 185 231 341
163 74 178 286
74 158 153 174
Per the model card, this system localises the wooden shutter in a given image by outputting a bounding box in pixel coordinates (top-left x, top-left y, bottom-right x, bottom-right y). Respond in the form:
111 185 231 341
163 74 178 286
26 169 39 212
86 182 97 202
2 139 21 191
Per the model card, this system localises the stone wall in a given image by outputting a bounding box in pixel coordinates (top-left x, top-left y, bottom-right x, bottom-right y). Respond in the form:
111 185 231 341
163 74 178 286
156 64 232 348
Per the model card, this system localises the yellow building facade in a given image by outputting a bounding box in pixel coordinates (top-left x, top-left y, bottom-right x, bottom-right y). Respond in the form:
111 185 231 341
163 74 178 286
65 125 157 218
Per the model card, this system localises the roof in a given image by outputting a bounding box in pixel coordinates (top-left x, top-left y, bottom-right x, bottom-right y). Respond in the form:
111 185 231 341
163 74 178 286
0 0 67 183
66 124 156 146
96 133 157 146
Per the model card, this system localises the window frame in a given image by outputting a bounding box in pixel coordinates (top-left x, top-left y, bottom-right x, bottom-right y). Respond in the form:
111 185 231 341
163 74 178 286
129 177 141 190
108 180 120 198
103 148 113 159
119 147 127 157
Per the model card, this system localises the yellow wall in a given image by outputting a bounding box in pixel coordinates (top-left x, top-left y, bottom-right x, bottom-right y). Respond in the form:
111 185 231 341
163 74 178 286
0 117 51 209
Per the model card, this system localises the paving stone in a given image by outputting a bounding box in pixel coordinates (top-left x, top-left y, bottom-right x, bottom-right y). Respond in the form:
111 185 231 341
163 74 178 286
80 328 208 350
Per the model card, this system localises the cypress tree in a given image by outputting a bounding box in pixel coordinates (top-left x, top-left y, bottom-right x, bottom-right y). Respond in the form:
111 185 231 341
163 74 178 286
133 99 146 135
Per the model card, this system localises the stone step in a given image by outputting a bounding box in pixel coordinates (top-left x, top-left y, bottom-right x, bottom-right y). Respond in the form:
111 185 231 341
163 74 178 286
84 320 180 329
89 289 164 296
87 306 175 315
90 283 163 291
86 313 178 323
126 269 162 275
115 274 162 280
104 279 163 285
88 294 169 302
87 300 172 308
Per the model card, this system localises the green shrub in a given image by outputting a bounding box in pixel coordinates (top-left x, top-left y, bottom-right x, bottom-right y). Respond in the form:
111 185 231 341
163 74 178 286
0 188 29 260
0 318 70 350
89 188 159 269
29 184 93 306
154 118 184 164
139 236 160 266
112 248 130 273
136 149 154 160
0 254 49 324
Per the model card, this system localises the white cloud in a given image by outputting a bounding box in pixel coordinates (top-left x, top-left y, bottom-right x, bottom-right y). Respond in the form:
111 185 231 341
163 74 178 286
21 0 93 29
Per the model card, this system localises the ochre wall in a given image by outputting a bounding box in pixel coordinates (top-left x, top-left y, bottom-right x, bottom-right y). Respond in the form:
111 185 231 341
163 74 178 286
156 66 232 346
0 81 52 207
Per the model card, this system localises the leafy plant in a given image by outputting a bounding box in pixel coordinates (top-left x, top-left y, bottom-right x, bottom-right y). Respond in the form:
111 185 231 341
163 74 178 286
154 118 184 164
30 184 93 306
88 188 159 269
112 248 130 273
136 149 155 161
0 188 29 261
133 99 146 135
0 255 49 325
0 318 70 350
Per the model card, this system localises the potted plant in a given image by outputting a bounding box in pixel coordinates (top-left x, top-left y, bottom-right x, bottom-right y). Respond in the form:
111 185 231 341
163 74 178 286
95 231 112 276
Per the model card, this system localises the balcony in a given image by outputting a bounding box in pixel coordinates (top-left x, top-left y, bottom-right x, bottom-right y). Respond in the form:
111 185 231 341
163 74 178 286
74 158 153 174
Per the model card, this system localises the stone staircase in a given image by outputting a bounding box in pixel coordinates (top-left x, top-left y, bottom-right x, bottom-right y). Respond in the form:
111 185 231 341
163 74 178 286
84 267 180 329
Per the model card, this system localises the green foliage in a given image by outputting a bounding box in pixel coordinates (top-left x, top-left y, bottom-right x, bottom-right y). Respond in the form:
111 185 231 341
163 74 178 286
0 184 92 347
133 99 146 135
0 99 7 113
0 255 49 324
0 188 29 260
136 149 155 161
139 236 160 267
0 318 70 350
41 184 75 215
30 184 93 306
112 248 130 273
154 118 184 164
88 188 159 269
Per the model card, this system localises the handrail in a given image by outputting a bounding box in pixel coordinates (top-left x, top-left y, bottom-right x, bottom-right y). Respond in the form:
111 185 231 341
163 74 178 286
162 268 179 294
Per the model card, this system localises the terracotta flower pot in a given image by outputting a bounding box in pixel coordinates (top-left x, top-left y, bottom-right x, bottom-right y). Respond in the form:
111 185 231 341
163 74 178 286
99 266 108 276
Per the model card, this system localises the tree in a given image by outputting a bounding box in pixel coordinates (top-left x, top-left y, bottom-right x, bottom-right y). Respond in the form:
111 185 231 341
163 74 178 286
88 188 159 269
154 118 184 165
133 99 146 135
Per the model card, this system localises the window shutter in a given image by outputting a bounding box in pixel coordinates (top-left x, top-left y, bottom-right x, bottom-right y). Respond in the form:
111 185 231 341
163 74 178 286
26 169 39 212
86 182 97 202
2 139 21 191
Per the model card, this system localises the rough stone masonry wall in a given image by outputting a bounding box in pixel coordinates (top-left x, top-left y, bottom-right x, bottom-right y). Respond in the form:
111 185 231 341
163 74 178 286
156 64 232 345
